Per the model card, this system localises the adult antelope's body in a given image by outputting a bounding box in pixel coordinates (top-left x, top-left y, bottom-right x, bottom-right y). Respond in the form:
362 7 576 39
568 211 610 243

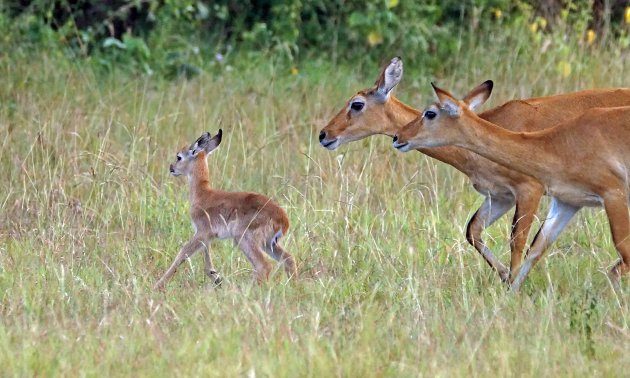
393 82 630 290
154 130 297 290
320 57 630 282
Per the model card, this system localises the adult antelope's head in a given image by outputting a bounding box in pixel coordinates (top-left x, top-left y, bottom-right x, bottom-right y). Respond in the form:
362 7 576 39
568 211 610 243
319 57 404 150
393 81 493 152
170 130 223 176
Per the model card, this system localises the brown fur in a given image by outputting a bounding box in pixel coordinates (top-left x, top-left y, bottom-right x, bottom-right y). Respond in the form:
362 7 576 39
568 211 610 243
154 131 296 290
395 83 630 290
321 57 630 282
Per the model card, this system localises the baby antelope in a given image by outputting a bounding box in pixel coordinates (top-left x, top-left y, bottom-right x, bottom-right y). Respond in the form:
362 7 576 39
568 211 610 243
154 130 297 290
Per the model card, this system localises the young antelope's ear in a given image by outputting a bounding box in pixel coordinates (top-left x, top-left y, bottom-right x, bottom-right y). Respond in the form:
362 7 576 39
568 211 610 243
190 132 211 156
204 129 222 154
374 56 403 102
431 82 461 117
462 80 493 111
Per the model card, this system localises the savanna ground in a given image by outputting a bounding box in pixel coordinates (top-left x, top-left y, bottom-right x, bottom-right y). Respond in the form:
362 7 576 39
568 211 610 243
1 34 630 376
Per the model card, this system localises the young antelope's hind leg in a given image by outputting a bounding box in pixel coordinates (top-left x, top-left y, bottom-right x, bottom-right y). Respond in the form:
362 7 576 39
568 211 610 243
237 237 272 282
263 233 297 278
466 195 514 281
202 246 222 286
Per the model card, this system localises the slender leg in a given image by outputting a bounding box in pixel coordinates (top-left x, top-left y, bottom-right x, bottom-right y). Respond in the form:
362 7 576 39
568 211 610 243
511 198 580 291
202 245 222 286
509 184 545 281
466 195 514 281
237 237 272 282
154 237 205 290
263 241 298 278
602 191 630 284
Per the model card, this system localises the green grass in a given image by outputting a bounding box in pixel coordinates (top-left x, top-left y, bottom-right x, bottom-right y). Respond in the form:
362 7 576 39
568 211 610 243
1 39 630 376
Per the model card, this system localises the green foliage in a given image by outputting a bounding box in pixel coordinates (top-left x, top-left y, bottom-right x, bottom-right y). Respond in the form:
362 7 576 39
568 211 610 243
2 0 629 78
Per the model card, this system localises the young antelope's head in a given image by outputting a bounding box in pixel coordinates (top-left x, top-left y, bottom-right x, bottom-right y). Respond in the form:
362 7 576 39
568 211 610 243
319 56 403 149
392 81 493 152
170 130 223 176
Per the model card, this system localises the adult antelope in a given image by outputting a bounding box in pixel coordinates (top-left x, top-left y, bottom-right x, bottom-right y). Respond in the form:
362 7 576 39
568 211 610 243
154 130 297 290
320 57 630 282
393 81 630 290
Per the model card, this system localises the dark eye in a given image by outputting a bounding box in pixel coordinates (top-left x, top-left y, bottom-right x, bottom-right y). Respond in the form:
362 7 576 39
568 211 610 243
424 111 436 119
350 101 364 111
176 155 182 161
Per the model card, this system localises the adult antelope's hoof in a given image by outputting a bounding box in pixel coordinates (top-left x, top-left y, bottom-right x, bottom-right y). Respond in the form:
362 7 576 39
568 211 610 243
498 269 510 284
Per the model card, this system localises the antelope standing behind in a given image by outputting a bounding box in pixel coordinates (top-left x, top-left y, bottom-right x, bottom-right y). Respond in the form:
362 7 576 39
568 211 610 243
154 130 297 290
393 81 630 290
319 57 630 283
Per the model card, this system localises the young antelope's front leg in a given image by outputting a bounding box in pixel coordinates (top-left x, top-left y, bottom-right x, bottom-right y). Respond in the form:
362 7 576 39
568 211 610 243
202 245 222 286
154 237 205 290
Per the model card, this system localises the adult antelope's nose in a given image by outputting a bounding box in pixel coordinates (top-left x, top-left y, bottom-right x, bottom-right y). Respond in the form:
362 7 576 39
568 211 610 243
392 135 398 143
319 130 326 142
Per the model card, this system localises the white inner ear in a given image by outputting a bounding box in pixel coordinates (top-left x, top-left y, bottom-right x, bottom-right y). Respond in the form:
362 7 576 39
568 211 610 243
378 61 403 98
467 95 486 111
442 100 461 117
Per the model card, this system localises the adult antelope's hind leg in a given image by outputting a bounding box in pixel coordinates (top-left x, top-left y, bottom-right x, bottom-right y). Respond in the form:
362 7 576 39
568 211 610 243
154 237 205 290
602 192 630 285
466 195 514 281
202 244 222 286
263 240 298 278
511 198 580 291
509 184 545 282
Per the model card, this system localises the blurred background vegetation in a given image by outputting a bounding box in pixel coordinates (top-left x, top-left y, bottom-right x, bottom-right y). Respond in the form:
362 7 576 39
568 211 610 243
1 0 629 78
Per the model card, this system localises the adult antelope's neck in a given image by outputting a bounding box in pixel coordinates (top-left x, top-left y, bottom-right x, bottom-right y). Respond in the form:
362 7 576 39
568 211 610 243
387 97 473 174
188 159 212 202
385 96 419 133
458 112 558 181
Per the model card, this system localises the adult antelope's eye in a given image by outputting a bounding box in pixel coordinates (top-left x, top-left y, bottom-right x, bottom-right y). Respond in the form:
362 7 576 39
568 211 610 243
424 111 437 120
350 101 364 112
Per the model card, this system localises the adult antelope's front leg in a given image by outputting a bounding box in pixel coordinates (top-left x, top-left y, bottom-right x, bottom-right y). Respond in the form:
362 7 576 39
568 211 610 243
466 195 514 281
511 198 580 291
154 237 205 290
602 191 630 285
509 184 545 281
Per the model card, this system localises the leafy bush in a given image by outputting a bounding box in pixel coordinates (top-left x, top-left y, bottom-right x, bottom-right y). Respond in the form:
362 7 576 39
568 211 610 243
1 0 629 77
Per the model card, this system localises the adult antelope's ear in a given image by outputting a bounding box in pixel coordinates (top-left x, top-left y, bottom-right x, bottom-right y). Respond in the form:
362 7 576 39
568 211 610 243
374 56 403 102
190 132 211 156
462 80 493 111
431 82 461 117
204 129 223 154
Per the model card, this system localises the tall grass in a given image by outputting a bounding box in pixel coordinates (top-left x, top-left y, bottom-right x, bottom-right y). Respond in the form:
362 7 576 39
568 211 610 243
1 33 629 376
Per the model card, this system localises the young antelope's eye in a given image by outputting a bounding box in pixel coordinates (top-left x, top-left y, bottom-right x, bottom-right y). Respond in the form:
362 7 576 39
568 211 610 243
177 155 182 161
424 110 437 120
350 101 364 112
